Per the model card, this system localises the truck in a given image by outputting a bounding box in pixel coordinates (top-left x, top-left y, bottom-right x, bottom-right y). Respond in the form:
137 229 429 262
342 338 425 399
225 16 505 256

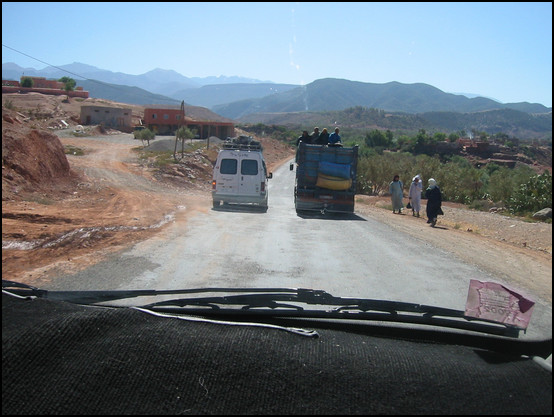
294 142 359 214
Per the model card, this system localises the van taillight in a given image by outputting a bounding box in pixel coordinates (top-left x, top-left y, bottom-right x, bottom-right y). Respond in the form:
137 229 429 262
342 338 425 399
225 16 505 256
261 182 265 192
212 180 216 190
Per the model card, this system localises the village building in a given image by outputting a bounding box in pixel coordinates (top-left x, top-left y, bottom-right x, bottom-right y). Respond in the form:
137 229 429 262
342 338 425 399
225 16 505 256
80 105 133 132
143 106 234 138
2 77 89 98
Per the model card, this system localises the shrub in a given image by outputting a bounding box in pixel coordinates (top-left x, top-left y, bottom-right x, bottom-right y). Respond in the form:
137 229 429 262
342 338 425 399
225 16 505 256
21 77 33 88
506 171 552 215
134 128 155 141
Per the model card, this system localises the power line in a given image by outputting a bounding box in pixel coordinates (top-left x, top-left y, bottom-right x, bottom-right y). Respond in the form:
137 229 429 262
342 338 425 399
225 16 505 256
2 44 180 105
3 44 96 81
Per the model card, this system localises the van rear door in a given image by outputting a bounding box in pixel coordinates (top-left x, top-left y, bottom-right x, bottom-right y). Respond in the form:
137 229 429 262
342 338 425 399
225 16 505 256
239 157 261 196
217 156 240 194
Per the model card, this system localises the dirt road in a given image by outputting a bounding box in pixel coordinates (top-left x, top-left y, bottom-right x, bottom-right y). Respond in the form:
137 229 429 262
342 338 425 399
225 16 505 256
2 132 551 305
356 196 551 303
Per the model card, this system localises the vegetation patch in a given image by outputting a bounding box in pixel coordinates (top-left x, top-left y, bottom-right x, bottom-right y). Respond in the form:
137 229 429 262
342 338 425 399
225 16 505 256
240 123 552 220
64 145 85 156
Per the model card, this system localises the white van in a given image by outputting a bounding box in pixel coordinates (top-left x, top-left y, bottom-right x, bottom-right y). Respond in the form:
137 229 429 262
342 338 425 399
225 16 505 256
212 139 272 210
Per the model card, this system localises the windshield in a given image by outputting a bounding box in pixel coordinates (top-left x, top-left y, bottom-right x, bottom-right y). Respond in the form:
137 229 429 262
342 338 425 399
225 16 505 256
2 1 551 345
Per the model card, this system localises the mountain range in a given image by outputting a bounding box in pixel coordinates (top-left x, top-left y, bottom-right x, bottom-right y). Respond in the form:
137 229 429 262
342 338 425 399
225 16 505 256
212 79 552 119
2 62 278 102
2 62 552 139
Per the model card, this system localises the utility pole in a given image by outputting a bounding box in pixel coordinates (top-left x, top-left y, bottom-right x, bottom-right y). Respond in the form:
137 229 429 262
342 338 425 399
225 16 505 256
173 101 186 160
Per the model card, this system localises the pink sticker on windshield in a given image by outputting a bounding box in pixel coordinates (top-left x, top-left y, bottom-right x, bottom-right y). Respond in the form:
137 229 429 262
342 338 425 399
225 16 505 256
464 280 535 329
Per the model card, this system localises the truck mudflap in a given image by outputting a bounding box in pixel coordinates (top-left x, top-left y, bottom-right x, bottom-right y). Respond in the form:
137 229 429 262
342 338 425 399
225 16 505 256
295 188 355 213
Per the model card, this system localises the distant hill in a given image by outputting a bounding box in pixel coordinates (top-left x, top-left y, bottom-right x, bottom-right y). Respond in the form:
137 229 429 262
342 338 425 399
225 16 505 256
213 79 551 119
2 62 273 99
238 106 552 140
420 108 552 135
3 62 551 138
169 83 298 108
77 79 181 106
5 63 551 116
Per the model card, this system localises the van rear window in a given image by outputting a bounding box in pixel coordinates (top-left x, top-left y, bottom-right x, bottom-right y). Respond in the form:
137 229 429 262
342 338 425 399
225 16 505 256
241 159 258 175
220 159 238 174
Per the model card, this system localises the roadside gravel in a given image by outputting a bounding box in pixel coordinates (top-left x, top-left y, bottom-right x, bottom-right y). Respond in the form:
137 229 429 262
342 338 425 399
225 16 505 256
357 195 552 254
356 195 552 303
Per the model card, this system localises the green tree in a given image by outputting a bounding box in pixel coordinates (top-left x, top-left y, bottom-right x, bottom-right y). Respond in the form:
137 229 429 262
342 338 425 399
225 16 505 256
385 129 393 144
21 77 33 87
507 171 552 215
134 128 155 145
433 132 447 143
396 134 414 151
365 129 392 148
58 76 76 92
175 126 196 141
487 167 516 203
58 76 76 102
173 126 197 160
413 129 429 154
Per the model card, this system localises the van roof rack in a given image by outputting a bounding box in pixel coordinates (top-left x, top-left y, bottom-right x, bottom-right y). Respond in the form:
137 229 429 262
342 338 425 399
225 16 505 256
222 136 263 151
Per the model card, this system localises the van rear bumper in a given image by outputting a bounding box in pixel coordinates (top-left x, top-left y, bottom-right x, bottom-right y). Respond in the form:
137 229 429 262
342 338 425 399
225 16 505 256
212 192 268 206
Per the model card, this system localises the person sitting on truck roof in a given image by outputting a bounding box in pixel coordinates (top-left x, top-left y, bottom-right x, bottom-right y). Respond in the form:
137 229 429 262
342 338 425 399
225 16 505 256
310 127 320 144
296 130 312 146
328 127 341 145
316 128 330 145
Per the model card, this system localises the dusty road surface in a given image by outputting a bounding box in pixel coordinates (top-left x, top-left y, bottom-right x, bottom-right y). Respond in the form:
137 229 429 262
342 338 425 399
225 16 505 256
1 129 294 283
2 128 551 311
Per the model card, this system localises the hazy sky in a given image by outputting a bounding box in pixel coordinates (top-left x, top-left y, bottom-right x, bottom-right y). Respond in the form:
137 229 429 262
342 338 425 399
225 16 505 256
2 2 552 106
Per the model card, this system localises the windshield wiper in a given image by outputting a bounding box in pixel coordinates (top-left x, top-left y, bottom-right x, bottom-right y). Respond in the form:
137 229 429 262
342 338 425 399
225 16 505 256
3 280 318 306
137 288 526 338
2 280 523 338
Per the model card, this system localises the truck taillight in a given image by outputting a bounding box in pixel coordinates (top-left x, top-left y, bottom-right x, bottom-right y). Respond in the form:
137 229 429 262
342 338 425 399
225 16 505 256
261 182 265 192
212 180 216 190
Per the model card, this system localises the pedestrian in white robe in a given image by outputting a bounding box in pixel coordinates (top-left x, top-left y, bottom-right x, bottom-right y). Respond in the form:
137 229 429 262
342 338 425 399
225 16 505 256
389 174 404 214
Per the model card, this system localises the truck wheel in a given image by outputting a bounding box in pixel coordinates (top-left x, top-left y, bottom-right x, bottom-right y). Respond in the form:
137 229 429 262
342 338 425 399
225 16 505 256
213 200 219 208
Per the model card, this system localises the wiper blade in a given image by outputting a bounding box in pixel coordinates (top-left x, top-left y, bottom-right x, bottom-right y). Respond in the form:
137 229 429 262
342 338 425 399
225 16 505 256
0 281 521 338
3 279 188 304
2 280 307 305
141 287 455 315
139 288 522 337
2 280 293 304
